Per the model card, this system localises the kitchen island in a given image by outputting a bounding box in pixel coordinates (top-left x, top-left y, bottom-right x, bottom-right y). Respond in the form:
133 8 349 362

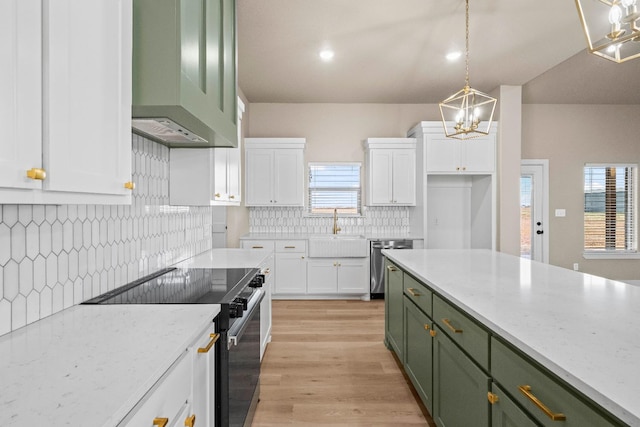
382 249 640 427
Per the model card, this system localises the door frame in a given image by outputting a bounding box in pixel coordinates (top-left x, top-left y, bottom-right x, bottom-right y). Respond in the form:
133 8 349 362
521 159 549 264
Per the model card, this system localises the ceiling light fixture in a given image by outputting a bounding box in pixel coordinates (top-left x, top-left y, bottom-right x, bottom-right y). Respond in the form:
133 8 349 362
439 0 496 140
319 49 335 61
575 0 640 63
446 51 462 61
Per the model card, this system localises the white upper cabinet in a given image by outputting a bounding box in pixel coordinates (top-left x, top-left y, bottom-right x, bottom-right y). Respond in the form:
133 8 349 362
0 0 133 204
425 129 496 174
245 138 305 207
364 138 416 206
0 0 42 191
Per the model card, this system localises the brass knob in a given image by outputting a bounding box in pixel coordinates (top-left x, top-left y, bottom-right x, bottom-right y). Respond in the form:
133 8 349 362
423 324 430 330
214 193 221 198
26 168 46 180
184 414 196 427
487 392 499 405
124 181 135 190
230 195 235 199
153 418 169 427
429 329 437 337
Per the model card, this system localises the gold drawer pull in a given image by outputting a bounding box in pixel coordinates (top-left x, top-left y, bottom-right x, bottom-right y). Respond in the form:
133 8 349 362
284 245 296 249
487 391 499 404
214 193 221 198
423 324 430 331
429 329 437 337
518 385 566 421
184 414 196 426
229 195 235 199
124 181 135 190
153 418 169 427
26 168 46 180
197 333 220 353
252 246 264 249
442 318 463 333
264 268 271 274
406 288 421 297
386 265 398 272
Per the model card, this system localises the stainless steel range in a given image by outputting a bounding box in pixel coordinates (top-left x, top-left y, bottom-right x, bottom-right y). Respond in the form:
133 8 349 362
83 266 265 427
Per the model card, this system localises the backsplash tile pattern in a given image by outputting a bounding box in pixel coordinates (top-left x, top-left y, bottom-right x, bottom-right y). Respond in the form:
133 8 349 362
0 134 212 336
248 206 410 235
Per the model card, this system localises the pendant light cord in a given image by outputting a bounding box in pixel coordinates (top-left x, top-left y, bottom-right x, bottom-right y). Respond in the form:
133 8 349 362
464 0 470 89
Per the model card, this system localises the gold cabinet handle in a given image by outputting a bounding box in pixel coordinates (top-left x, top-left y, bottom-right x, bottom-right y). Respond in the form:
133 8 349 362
386 265 398 272
429 329 437 337
301 256 305 259
252 245 264 249
153 418 169 427
214 193 221 198
264 268 271 274
284 246 296 249
423 324 430 331
487 392 499 405
124 181 135 190
442 318 463 334
26 168 46 180
229 195 235 199
406 288 421 297
197 333 220 353
518 385 566 421
184 414 196 427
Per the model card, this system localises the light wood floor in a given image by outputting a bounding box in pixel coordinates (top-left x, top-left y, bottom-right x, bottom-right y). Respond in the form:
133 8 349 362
251 300 437 426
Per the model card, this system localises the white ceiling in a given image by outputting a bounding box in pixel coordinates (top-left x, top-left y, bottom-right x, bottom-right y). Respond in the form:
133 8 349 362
237 0 640 105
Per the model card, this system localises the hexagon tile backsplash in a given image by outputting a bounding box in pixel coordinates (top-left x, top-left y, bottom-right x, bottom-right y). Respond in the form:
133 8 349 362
0 134 213 336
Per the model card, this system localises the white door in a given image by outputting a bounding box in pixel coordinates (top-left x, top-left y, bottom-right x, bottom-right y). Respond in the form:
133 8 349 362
337 259 368 293
392 150 416 205
521 160 549 263
0 0 42 190
245 149 273 205
43 0 131 195
213 148 229 201
273 149 303 206
307 260 338 293
370 149 393 204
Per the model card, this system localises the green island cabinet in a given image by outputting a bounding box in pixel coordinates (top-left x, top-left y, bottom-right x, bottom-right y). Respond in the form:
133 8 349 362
384 259 627 427
132 0 237 148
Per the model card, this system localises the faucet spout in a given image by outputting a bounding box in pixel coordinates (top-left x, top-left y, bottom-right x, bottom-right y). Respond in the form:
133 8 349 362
333 208 341 234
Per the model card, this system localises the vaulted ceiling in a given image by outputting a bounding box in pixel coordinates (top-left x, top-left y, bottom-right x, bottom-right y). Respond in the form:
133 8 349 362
238 0 640 105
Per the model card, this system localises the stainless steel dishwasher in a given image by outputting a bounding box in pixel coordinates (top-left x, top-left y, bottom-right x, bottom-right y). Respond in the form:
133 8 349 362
370 239 413 299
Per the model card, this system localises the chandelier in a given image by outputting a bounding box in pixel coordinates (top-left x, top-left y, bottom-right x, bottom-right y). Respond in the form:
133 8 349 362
439 0 496 140
575 0 640 63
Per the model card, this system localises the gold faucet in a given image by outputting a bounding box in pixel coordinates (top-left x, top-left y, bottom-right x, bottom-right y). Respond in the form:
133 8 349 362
333 208 341 234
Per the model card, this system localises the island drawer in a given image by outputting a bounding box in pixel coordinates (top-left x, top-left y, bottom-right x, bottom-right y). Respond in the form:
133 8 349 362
433 295 488 369
403 273 432 317
491 337 622 427
242 240 276 251
276 240 306 253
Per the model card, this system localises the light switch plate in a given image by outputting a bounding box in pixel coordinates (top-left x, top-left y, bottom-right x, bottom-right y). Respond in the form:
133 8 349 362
555 209 566 217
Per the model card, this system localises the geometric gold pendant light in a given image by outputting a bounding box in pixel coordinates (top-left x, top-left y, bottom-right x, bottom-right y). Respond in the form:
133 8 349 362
439 0 497 140
575 0 640 63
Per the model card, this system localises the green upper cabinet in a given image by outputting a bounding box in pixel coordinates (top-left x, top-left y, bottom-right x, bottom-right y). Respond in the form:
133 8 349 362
132 0 237 148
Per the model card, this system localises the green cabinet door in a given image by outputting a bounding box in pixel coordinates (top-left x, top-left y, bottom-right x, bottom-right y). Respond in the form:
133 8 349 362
384 259 404 360
404 296 434 414
433 325 490 427
489 383 538 427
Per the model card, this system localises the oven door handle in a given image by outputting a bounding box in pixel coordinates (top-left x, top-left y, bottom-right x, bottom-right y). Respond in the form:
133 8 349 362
228 289 265 349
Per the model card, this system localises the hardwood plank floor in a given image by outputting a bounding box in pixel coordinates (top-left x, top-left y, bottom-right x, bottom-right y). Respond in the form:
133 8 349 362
251 300 437 426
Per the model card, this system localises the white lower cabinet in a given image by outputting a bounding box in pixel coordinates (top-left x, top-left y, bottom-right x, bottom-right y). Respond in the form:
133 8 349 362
307 258 368 294
119 321 218 427
275 252 307 294
259 253 274 361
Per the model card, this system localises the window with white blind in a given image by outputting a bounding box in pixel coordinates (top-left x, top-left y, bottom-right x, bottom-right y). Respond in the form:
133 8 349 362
308 163 361 215
584 164 637 257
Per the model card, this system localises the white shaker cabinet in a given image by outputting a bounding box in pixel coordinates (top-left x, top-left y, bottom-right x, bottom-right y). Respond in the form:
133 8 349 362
364 138 416 206
244 138 305 206
0 0 42 191
170 147 241 206
307 258 368 294
424 130 496 173
0 0 133 204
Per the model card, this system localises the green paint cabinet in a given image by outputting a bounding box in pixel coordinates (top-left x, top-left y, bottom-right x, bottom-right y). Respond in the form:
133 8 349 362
404 296 434 414
489 383 538 427
433 325 490 427
132 0 237 148
384 258 404 359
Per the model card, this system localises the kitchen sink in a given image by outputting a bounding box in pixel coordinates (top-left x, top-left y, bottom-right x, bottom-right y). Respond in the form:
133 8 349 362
308 235 368 258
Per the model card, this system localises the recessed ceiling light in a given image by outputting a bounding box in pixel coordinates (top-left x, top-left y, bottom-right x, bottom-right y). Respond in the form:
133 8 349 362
446 51 462 61
319 49 335 61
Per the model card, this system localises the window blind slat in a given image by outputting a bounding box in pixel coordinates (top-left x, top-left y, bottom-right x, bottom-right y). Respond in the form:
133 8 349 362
308 164 362 214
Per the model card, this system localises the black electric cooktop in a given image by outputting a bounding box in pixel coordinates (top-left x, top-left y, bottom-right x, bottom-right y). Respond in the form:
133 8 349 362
83 267 259 305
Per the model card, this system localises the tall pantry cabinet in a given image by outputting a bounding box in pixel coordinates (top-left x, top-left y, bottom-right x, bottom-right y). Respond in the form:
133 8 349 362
408 121 497 250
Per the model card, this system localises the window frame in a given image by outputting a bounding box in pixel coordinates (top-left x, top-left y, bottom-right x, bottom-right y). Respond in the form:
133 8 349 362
583 163 639 259
306 162 363 216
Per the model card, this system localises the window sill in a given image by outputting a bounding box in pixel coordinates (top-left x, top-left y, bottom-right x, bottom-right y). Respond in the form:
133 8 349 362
582 251 640 260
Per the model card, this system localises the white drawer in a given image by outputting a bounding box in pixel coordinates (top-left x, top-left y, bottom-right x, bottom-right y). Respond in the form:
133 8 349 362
276 240 307 253
241 240 276 251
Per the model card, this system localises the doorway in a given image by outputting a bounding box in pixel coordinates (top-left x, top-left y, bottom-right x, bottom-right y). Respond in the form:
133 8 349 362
521 160 549 263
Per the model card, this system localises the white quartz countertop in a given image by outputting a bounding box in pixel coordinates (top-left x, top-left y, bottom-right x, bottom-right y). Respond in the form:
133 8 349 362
0 304 220 426
382 249 640 426
240 232 423 241
172 248 271 269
